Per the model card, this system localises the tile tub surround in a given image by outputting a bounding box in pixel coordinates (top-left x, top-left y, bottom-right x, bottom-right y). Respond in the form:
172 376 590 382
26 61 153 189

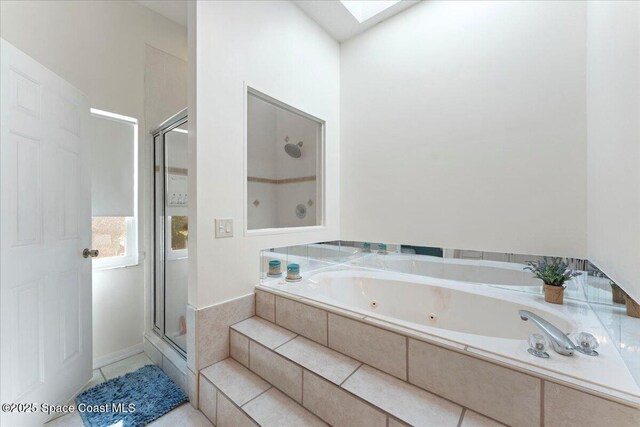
230 316 465 426
544 382 640 427
255 289 275 322
249 340 303 403
408 338 540 427
257 269 640 399
201 359 270 406
302 371 387 427
460 410 505 427
328 312 407 380
342 365 463 426
277 336 361 385
199 357 325 427
230 328 250 367
275 295 328 345
243 388 327 427
254 286 640 426
197 293 255 370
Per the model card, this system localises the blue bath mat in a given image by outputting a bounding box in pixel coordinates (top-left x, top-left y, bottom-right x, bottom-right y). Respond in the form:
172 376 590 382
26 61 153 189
76 364 188 427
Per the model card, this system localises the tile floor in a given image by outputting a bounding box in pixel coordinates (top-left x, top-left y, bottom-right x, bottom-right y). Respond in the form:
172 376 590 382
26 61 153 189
45 352 212 427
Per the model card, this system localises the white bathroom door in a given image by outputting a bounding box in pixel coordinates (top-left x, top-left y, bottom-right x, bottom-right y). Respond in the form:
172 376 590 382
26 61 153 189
0 39 93 426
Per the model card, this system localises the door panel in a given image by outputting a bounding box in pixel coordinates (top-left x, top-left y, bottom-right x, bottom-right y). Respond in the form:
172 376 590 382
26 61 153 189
14 132 42 245
1 39 92 426
11 279 44 401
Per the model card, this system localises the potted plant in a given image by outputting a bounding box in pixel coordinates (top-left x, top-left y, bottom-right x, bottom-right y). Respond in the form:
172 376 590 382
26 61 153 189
524 258 581 304
610 281 626 304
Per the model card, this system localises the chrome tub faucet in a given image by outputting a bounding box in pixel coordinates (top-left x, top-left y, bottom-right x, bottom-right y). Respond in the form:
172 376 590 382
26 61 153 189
519 310 575 356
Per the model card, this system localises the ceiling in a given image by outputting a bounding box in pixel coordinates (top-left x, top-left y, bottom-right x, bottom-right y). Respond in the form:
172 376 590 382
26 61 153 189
134 0 420 42
294 0 420 42
136 0 187 27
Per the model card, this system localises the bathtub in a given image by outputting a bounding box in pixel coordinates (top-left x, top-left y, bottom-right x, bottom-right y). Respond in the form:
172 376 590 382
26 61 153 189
271 269 572 340
261 268 640 398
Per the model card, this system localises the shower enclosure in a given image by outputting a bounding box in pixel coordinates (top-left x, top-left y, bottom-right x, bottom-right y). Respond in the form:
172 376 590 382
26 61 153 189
152 109 188 355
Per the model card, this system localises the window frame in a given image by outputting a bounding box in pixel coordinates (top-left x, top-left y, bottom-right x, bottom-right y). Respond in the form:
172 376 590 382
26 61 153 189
90 108 139 271
243 85 327 235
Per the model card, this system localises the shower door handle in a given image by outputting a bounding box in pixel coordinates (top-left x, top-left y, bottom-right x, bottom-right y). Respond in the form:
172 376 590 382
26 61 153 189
83 248 99 258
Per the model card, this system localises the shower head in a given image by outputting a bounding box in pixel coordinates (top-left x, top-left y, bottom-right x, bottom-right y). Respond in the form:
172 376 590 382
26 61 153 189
284 141 303 158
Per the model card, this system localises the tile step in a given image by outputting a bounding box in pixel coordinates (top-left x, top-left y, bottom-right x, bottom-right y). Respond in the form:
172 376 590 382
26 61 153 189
229 316 474 427
199 358 327 426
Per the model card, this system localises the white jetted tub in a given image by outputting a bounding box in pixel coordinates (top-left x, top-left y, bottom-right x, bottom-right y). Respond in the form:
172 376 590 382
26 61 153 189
261 268 640 398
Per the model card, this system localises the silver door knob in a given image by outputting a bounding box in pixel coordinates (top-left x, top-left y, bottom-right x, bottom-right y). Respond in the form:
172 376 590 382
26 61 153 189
83 248 99 258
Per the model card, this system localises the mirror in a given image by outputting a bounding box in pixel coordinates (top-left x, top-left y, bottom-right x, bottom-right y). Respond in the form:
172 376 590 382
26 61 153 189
247 89 324 230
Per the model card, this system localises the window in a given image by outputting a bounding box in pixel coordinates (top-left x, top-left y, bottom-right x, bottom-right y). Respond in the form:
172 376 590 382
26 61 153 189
92 217 127 257
91 216 137 268
90 108 138 269
340 0 400 23
246 88 325 231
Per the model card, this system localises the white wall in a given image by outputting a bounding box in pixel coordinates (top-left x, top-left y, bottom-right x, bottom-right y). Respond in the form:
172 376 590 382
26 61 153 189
0 0 187 362
587 1 640 302
191 0 340 307
340 0 587 258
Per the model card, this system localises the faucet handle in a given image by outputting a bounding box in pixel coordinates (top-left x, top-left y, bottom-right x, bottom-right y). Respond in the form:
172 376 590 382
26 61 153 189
574 332 599 356
528 333 550 358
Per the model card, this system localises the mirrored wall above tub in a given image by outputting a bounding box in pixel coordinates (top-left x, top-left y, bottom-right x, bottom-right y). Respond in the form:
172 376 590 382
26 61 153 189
246 88 324 231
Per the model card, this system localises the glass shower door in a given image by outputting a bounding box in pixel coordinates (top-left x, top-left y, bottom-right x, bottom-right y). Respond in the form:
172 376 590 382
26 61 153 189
153 111 188 355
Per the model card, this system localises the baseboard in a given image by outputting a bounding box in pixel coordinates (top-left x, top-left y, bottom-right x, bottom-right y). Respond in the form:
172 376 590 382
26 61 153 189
93 342 144 369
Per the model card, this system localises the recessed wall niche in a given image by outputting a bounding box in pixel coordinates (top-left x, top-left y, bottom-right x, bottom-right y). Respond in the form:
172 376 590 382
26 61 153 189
246 88 324 230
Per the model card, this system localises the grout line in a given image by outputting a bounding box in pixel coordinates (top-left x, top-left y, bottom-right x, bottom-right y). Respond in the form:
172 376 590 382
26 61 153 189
247 334 251 368
214 383 265 426
405 337 409 381
326 312 329 346
540 379 545 427
339 362 363 386
301 369 305 406
241 385 272 409
273 334 298 350
457 407 466 427
271 293 276 323
274 295 278 324
214 387 218 426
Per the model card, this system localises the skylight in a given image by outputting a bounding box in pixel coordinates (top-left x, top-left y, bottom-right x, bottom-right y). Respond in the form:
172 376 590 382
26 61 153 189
340 0 402 23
